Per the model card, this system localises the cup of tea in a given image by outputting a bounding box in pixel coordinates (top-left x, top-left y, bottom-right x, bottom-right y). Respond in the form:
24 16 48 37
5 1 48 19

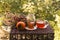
36 20 45 29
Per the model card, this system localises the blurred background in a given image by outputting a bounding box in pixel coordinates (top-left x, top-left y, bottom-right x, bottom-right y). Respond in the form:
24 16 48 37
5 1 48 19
0 0 60 40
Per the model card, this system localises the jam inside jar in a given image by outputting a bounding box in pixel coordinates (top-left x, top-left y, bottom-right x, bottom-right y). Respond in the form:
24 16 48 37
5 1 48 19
27 20 35 29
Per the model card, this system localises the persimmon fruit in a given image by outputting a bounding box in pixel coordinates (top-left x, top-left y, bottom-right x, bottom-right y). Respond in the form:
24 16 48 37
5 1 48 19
16 21 26 30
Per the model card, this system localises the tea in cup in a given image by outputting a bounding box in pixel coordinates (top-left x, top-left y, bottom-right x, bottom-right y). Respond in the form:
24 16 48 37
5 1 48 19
36 20 45 29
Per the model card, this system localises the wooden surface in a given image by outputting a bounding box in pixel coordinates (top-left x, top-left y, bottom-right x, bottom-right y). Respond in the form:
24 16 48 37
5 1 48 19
10 25 54 40
11 25 54 34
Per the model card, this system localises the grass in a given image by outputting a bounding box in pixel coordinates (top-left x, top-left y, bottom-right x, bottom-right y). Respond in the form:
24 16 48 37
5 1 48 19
53 25 60 40
49 20 60 40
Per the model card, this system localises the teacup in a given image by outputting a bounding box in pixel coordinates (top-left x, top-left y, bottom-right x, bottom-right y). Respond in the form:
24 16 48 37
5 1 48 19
36 20 45 29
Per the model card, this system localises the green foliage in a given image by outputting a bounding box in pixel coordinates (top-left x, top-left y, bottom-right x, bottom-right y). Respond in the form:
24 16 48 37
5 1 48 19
10 1 20 13
0 0 60 20
55 10 60 16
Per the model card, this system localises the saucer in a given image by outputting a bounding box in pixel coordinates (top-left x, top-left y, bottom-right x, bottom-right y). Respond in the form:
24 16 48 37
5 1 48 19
25 26 37 30
43 24 49 28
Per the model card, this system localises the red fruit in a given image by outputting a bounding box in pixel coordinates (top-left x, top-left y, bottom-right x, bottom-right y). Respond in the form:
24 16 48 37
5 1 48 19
16 21 26 30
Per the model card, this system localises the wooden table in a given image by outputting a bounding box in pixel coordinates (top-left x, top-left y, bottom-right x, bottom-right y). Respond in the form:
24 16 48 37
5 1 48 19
10 25 54 40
